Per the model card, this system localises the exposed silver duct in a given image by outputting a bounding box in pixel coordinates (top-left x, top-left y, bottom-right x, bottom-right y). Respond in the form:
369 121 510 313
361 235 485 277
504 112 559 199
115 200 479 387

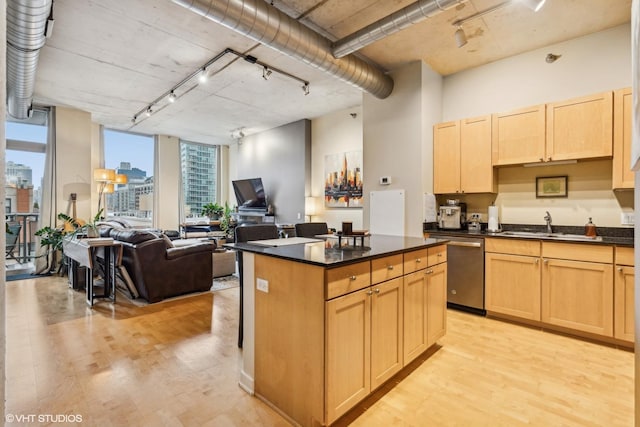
170 0 394 99
6 0 53 119
332 0 466 59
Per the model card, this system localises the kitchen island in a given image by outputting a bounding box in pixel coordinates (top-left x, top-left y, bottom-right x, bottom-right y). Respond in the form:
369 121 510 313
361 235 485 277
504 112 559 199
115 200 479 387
228 234 448 426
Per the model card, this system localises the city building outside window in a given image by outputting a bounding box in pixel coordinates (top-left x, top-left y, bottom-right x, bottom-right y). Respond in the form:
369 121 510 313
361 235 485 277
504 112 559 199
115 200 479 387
5 107 49 268
103 129 155 227
179 140 218 218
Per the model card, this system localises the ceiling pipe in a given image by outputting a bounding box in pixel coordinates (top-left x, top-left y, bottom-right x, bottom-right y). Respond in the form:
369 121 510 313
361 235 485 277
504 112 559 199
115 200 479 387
6 0 53 119
170 0 394 99
332 0 466 59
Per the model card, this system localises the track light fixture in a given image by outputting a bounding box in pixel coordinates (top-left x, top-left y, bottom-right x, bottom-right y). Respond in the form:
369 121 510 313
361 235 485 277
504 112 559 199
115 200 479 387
130 47 310 126
451 0 547 48
198 68 208 84
454 26 467 48
522 0 546 12
262 66 272 80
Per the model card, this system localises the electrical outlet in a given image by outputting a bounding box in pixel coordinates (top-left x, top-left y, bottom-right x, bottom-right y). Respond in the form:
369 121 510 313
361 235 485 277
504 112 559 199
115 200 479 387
297 212 301 220
621 212 635 226
256 278 269 293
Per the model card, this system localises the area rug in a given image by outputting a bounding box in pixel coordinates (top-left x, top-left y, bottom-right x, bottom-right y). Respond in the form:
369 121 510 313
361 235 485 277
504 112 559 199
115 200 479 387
5 272 52 282
211 275 239 292
117 275 239 306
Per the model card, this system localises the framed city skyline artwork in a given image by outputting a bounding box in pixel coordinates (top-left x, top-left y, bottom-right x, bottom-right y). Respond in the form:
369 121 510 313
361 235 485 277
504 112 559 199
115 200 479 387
324 150 363 208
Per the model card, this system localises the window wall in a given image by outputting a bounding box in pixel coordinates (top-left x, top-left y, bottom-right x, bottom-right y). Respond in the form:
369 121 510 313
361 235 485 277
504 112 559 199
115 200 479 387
4 107 49 268
103 129 155 226
180 140 218 218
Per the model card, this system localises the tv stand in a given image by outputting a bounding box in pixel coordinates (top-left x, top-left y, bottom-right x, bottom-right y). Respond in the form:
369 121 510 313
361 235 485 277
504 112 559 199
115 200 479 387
233 211 275 225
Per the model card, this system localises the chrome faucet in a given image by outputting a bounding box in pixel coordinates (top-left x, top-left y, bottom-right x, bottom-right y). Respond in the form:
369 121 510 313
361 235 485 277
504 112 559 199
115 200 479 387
544 211 552 233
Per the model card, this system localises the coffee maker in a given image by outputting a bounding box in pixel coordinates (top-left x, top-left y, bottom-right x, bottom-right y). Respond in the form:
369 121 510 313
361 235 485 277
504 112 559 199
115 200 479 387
438 200 467 230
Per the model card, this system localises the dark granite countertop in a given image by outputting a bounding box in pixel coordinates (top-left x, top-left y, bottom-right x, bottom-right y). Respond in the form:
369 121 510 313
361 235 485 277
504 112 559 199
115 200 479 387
424 222 634 247
226 234 448 267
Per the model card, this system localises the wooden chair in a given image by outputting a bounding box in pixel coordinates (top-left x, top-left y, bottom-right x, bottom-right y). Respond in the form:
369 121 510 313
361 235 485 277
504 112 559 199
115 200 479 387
294 222 329 238
235 224 279 347
6 224 22 264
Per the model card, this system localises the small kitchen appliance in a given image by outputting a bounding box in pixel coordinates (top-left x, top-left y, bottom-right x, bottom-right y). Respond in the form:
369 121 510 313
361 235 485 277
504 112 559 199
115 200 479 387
439 200 466 230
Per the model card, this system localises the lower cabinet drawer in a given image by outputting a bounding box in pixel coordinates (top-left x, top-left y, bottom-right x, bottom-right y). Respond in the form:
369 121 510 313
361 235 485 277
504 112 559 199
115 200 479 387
326 261 371 300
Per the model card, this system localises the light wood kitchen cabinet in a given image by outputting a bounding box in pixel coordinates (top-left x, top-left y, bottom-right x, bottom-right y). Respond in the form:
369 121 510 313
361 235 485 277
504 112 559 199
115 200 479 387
433 115 495 194
546 91 613 161
485 238 541 320
492 104 546 166
326 287 371 423
326 276 404 422
614 246 634 343
426 262 447 346
433 120 460 194
613 87 633 189
541 242 614 337
485 252 541 321
403 247 447 365
370 277 403 389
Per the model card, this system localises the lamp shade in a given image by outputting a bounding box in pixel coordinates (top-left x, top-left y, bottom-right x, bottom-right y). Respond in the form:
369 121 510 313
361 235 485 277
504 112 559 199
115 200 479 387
114 173 128 184
305 197 316 217
102 183 115 194
94 168 115 182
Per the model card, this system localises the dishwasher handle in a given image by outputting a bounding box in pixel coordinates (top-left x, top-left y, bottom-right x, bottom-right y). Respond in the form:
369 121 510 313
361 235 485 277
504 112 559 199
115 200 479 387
447 241 482 248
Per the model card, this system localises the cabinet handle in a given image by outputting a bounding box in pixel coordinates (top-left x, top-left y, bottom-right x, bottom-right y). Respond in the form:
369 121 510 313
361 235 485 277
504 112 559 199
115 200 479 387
543 259 549 265
548 157 552 161
350 275 357 281
437 253 443 257
387 265 394 270
425 269 433 275
416 258 422 263
618 267 624 272
375 288 380 294
535 259 539 265
539 157 544 162
367 290 373 296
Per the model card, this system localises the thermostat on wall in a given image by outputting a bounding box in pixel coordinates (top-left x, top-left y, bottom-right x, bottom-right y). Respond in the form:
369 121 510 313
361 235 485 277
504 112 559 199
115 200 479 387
379 176 392 185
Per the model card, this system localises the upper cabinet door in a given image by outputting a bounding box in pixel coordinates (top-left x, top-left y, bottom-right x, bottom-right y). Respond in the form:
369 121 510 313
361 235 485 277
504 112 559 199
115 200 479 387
613 87 633 189
492 105 546 166
460 115 495 193
546 91 613 161
433 121 460 194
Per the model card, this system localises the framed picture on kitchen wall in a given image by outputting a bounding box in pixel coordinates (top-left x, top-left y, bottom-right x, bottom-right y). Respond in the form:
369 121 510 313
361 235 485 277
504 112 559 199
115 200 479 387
536 175 568 198
324 150 363 208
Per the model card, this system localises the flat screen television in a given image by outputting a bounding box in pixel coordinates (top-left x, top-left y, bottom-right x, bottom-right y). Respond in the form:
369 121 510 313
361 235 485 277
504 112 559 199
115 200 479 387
232 178 268 211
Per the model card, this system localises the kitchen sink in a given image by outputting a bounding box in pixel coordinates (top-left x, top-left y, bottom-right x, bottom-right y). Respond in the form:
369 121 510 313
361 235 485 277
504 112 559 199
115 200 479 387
500 231 603 242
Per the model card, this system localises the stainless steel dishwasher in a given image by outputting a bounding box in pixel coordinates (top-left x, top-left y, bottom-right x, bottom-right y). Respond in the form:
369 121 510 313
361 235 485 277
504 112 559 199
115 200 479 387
445 235 485 315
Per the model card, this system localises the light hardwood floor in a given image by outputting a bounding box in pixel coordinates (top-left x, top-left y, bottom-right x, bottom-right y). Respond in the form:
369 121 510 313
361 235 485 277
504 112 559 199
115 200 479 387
6 276 634 426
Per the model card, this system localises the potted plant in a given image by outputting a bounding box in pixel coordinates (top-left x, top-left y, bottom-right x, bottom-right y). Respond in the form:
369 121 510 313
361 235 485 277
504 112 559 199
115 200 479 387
219 202 236 241
35 210 103 274
202 202 224 220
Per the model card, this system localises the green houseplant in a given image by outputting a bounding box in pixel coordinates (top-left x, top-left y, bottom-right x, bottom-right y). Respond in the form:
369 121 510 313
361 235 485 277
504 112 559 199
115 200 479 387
35 210 103 274
201 202 224 220
219 202 236 241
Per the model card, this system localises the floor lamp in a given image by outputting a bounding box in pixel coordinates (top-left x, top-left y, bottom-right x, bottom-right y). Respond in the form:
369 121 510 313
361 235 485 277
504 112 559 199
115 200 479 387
94 168 128 219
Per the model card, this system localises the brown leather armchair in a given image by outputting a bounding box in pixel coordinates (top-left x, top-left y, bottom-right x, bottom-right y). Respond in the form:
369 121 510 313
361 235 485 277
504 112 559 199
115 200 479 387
110 229 215 303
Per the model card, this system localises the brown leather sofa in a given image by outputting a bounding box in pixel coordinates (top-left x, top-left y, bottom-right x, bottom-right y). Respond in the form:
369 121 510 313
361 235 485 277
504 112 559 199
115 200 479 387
108 229 215 303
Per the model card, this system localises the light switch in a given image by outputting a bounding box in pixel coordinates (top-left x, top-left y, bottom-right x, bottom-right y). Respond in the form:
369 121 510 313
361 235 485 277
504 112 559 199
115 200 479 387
621 212 635 226
257 278 269 293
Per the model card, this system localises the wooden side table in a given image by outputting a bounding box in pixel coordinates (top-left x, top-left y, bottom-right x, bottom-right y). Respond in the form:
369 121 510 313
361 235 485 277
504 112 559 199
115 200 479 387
63 238 122 307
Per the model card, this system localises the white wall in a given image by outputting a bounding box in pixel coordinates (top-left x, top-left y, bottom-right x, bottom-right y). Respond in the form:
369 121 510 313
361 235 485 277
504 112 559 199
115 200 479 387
441 24 633 228
55 107 94 222
155 135 181 230
311 105 364 230
443 24 631 120
363 61 443 237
